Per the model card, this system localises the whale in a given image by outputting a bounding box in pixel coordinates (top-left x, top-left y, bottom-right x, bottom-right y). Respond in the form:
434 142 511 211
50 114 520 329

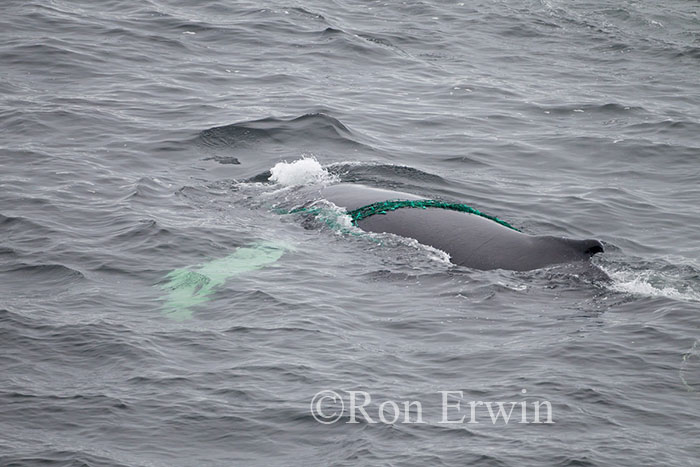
321 183 603 271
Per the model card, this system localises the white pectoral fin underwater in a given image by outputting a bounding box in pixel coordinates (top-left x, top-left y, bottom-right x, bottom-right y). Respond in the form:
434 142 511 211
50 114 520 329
158 241 291 320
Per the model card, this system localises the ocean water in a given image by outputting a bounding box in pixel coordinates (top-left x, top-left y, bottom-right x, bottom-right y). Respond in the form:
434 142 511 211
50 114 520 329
1 0 699 465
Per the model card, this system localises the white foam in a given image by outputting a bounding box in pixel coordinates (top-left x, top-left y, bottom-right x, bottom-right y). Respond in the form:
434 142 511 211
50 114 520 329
268 157 337 187
394 236 452 265
305 199 357 232
602 267 700 303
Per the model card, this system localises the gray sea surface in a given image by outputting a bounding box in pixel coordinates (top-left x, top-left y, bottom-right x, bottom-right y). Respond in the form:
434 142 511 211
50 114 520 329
1 0 699 465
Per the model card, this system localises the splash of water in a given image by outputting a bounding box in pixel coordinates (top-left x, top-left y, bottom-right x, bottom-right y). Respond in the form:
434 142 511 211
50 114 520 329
269 156 338 187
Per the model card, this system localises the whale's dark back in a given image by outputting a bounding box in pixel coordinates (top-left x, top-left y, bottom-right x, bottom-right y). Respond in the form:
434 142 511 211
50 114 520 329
322 184 604 271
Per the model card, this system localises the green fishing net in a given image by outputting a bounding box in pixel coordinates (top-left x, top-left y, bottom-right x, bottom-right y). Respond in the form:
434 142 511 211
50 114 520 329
288 199 519 232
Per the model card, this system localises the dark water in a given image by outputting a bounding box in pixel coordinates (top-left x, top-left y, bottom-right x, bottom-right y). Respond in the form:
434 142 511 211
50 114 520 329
2 0 699 465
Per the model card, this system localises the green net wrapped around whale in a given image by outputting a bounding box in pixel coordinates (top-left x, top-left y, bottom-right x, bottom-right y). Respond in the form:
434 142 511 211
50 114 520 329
347 199 520 231
288 199 520 232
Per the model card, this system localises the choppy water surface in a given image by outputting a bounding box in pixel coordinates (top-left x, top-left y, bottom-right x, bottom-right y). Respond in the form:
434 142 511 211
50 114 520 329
1 0 699 465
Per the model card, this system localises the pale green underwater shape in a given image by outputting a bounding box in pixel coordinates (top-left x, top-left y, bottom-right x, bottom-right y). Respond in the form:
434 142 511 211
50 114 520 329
158 241 291 320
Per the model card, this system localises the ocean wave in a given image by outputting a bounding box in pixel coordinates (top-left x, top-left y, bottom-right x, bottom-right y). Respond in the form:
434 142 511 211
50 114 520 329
197 112 372 152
